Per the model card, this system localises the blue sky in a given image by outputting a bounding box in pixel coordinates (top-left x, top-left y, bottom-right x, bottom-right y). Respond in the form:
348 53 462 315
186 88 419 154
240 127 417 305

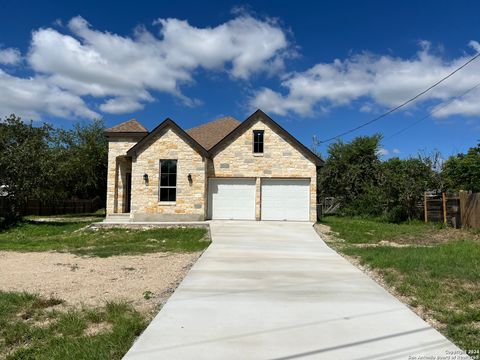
1 0 479 159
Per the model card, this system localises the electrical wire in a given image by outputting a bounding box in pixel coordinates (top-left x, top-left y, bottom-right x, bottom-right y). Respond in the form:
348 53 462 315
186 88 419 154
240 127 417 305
318 52 480 143
385 82 480 140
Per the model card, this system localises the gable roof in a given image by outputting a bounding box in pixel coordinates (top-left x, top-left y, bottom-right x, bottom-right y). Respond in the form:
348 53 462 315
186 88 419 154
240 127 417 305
104 118 148 135
209 109 324 166
126 118 209 157
111 110 323 166
186 116 240 150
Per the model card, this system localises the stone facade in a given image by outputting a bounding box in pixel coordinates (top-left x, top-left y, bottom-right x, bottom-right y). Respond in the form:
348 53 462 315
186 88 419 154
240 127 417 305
106 114 319 222
106 137 139 215
130 128 206 221
207 117 317 221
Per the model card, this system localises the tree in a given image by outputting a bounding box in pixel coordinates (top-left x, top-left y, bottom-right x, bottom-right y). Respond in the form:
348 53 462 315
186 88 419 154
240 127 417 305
318 134 383 215
56 119 108 200
0 115 57 224
381 157 437 221
442 142 480 192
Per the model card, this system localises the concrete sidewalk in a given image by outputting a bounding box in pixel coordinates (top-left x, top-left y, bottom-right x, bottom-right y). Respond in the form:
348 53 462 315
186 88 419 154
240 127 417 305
123 221 466 360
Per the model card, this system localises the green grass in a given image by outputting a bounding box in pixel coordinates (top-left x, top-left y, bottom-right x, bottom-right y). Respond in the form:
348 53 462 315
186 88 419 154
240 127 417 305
320 215 480 351
0 291 146 360
321 215 436 244
0 221 210 257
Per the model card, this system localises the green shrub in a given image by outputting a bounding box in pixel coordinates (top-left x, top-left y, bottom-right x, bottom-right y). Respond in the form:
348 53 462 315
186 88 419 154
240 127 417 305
384 205 409 223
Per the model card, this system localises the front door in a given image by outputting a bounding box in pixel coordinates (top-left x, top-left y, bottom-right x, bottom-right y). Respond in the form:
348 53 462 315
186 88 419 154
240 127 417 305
124 172 132 213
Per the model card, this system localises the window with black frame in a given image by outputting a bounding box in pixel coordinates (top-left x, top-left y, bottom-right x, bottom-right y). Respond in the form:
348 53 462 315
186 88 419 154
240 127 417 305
159 159 177 202
253 130 264 153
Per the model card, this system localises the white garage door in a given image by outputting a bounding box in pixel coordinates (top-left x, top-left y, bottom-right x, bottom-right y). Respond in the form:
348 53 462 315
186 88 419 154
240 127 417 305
208 178 256 220
261 179 310 221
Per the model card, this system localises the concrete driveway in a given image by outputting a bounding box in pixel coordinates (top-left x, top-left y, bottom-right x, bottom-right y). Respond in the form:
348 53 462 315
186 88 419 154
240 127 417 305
124 221 465 360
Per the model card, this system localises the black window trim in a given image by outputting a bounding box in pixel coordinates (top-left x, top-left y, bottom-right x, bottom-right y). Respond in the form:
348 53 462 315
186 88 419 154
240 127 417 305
253 130 264 154
159 159 177 202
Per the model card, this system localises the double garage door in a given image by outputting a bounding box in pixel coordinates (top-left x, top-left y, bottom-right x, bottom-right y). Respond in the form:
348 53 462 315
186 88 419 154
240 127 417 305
208 178 310 221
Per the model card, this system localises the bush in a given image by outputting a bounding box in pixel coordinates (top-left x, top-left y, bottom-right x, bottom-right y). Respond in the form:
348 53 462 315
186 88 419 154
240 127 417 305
384 205 409 223
342 185 384 217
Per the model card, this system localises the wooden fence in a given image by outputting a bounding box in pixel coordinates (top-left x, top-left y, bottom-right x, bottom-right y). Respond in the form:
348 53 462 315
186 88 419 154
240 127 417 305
0 197 103 217
459 191 480 228
423 191 480 228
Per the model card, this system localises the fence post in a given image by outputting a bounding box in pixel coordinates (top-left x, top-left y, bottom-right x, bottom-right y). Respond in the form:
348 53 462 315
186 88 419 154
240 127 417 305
424 192 428 223
442 192 447 224
459 191 466 228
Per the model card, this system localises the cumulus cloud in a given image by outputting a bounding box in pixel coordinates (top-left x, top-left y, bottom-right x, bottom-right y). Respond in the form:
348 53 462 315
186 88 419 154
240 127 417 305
250 41 480 118
0 14 288 119
30 15 287 112
0 69 99 120
378 148 390 156
0 48 21 65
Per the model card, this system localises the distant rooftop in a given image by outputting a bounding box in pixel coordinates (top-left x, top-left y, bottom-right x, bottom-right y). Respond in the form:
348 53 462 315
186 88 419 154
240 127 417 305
105 118 148 133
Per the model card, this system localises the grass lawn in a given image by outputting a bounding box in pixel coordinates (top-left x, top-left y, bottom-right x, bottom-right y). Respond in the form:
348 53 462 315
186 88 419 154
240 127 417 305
0 291 146 360
0 220 210 257
321 216 436 244
320 216 480 351
0 217 210 358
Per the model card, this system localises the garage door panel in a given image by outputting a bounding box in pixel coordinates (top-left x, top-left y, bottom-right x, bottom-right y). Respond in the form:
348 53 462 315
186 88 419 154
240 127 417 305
208 179 256 220
261 179 310 221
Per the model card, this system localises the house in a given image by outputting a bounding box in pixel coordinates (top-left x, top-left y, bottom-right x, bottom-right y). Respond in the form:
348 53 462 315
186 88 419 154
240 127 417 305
104 109 323 222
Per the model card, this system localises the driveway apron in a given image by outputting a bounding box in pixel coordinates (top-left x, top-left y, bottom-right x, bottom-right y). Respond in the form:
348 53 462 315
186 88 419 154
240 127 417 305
123 221 464 360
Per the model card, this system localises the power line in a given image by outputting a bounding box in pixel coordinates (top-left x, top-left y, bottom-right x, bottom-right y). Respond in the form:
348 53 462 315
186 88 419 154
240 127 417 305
318 51 480 144
385 82 480 140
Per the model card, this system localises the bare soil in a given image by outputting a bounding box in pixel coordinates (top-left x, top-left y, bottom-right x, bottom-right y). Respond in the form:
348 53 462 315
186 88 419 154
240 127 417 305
0 251 201 314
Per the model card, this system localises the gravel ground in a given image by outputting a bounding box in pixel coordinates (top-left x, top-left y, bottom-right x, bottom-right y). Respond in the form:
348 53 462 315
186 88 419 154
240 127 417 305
0 251 201 314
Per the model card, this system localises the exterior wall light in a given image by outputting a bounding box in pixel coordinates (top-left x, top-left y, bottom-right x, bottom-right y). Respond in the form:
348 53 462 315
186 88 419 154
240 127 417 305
188 173 193 183
143 173 149 183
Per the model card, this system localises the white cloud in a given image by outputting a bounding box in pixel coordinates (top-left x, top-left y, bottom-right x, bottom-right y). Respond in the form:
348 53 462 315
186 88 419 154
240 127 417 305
99 97 148 114
0 14 289 119
0 48 21 65
378 148 390 156
0 70 99 120
28 15 287 116
250 41 480 118
392 148 401 154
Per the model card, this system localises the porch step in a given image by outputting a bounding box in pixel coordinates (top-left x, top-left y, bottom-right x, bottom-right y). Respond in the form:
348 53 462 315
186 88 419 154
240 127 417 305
104 213 132 223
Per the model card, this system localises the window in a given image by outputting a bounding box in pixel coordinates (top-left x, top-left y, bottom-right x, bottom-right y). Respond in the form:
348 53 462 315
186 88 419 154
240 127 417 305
253 130 264 153
159 160 177 202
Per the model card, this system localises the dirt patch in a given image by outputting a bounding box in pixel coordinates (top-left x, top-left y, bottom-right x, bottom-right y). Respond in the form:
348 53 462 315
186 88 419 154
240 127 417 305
391 227 480 245
315 222 479 248
0 251 202 314
313 223 344 244
349 240 431 248
85 321 113 336
28 216 102 223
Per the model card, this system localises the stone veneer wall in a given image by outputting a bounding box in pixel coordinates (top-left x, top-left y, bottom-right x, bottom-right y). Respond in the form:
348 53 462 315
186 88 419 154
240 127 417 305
208 117 317 221
106 138 139 215
130 128 206 221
